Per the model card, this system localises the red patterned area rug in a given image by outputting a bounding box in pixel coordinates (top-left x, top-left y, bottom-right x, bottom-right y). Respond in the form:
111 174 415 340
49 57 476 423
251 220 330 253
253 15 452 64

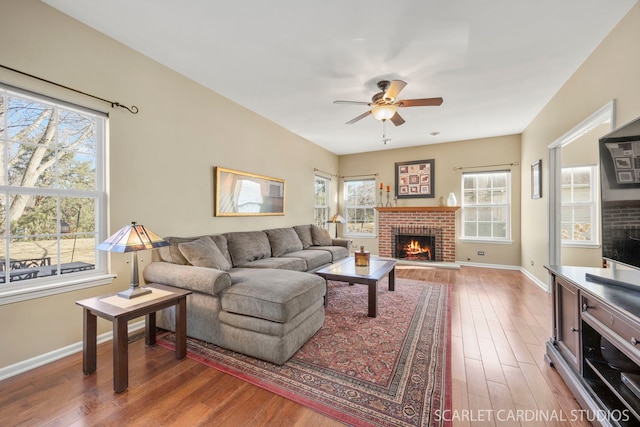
158 278 451 427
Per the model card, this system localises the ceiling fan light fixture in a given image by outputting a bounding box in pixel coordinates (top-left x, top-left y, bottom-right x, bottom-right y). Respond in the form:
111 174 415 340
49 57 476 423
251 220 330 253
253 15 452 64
371 104 396 121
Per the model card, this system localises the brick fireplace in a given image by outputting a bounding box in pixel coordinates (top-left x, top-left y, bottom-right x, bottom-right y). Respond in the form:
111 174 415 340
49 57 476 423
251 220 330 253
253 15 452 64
377 206 458 263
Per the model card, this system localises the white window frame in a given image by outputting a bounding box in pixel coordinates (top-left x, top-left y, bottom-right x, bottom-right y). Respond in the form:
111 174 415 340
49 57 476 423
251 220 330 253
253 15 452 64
314 175 330 228
0 84 112 305
561 165 599 247
343 178 377 237
460 170 512 243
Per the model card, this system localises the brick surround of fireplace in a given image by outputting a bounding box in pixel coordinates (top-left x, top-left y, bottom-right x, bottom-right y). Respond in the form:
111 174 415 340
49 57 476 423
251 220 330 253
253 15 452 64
377 206 458 263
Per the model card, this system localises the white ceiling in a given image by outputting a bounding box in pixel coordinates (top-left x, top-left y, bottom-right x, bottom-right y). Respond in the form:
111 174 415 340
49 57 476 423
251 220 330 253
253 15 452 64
43 0 638 155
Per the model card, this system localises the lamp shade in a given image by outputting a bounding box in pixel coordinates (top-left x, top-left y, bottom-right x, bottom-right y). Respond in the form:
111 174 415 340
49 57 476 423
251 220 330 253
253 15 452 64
96 222 169 253
371 104 396 121
328 213 346 224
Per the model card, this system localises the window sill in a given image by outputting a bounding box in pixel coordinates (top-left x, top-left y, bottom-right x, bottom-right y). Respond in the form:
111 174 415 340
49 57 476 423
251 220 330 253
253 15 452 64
0 273 116 306
459 238 514 245
561 242 600 249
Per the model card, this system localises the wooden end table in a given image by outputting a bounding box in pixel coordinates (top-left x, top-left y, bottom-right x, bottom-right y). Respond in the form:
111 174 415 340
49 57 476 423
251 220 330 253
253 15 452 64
316 257 396 317
75 283 191 393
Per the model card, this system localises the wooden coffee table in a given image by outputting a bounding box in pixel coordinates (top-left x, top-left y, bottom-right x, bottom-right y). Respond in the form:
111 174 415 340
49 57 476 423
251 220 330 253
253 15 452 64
76 283 191 393
316 257 396 317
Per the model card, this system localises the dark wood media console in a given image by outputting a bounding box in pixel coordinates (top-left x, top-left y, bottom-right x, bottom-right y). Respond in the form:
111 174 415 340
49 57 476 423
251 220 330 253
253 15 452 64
546 265 640 426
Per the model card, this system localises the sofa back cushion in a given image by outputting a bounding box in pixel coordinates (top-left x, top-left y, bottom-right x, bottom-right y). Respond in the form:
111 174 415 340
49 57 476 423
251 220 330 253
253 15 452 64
159 234 231 266
225 231 272 266
264 227 303 257
178 236 232 271
310 224 333 246
293 224 313 248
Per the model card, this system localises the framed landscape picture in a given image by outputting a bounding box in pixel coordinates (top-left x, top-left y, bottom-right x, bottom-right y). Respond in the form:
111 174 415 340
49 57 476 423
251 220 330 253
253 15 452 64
215 167 285 216
395 159 435 198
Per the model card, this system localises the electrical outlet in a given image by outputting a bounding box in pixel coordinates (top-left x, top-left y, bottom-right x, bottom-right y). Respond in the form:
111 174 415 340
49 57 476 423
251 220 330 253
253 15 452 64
531 260 535 266
477 251 485 256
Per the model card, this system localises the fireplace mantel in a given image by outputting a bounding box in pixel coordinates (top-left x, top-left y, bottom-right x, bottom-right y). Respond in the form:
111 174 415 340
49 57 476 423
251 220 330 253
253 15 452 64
376 206 459 213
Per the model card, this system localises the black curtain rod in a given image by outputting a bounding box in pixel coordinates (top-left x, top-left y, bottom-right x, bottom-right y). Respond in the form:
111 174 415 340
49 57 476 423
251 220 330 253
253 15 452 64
340 173 379 178
0 63 139 114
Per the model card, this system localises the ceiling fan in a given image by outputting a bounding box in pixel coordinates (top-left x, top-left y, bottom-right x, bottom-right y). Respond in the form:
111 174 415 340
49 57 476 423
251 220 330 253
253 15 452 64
333 80 443 126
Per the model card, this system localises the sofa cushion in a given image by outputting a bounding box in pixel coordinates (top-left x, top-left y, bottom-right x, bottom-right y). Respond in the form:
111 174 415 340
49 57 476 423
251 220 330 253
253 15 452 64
281 249 332 271
178 236 231 271
225 231 271 266
209 234 233 267
265 227 304 257
293 225 313 248
231 257 306 272
310 225 333 246
158 236 196 265
308 245 349 261
221 269 325 323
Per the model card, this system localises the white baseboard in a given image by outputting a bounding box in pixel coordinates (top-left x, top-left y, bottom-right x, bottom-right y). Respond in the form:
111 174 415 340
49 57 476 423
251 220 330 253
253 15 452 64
456 261 549 292
0 320 145 381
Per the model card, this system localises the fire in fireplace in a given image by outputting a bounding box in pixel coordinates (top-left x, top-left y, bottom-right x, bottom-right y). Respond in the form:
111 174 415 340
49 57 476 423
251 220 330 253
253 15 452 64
391 225 443 262
396 235 435 261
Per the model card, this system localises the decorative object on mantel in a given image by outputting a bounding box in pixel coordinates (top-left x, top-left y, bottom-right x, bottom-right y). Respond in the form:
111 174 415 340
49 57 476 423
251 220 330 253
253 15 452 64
354 246 370 267
446 192 457 207
438 195 445 206
0 63 139 114
96 222 169 299
327 213 346 238
395 159 435 199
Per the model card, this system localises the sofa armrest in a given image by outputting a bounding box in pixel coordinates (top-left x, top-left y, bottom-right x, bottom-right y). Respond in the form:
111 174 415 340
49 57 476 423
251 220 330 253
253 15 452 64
331 238 351 251
143 262 232 296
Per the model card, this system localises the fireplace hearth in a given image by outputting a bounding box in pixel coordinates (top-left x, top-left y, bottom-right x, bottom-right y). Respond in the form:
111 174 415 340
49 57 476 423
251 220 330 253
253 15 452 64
392 225 443 262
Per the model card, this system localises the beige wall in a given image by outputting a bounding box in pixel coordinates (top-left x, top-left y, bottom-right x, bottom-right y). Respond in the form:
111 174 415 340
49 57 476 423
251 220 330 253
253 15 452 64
339 135 522 266
0 0 338 368
521 2 640 283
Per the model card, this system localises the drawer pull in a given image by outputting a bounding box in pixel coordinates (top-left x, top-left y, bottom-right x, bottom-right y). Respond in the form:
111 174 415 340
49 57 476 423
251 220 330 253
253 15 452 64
582 303 594 311
632 337 639 346
571 327 579 332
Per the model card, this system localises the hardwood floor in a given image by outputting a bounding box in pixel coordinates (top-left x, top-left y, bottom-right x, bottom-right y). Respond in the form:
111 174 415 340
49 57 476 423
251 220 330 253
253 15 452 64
0 266 590 426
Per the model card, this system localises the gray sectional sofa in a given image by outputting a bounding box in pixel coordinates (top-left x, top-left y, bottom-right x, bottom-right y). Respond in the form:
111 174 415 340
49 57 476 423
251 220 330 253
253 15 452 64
143 224 350 364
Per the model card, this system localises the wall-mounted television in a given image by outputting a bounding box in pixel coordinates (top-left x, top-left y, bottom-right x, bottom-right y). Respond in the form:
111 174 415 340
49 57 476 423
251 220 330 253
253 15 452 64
591 116 640 289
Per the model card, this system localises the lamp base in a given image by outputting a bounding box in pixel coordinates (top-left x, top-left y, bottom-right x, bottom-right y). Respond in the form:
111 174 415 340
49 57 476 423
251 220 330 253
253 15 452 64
118 285 152 299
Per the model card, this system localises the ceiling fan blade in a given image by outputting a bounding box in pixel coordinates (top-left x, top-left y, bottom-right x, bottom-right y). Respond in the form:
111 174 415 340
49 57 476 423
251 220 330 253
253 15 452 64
390 112 405 126
397 97 444 107
383 80 407 102
345 110 372 124
333 100 371 106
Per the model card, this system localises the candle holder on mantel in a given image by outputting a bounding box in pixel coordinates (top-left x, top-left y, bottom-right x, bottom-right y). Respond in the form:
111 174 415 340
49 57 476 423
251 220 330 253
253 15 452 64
355 246 370 267
378 187 384 207
386 191 392 207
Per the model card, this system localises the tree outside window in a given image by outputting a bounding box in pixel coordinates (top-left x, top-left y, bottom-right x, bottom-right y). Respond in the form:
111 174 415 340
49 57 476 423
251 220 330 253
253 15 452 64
462 171 511 240
0 87 106 287
344 179 376 236
561 165 597 244
314 175 329 227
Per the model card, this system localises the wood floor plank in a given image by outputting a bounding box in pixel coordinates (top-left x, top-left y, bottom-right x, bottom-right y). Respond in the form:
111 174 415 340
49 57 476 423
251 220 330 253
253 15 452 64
0 265 591 426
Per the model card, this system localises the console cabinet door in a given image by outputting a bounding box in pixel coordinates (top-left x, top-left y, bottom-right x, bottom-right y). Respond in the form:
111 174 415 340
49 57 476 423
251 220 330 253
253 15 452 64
555 276 581 371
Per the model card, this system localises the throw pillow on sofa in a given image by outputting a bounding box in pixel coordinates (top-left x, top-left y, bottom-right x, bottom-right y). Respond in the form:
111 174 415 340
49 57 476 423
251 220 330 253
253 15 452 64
293 224 313 248
178 236 231 270
265 227 304 257
310 224 333 246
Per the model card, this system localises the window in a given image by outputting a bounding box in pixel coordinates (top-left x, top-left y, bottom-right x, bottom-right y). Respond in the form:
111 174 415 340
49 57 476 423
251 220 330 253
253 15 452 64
561 165 597 245
0 85 108 301
314 175 329 227
461 171 511 241
344 178 376 236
